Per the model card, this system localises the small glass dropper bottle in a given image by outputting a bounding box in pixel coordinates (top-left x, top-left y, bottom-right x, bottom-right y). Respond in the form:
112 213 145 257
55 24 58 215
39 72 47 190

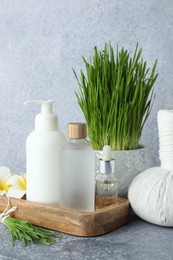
96 145 118 208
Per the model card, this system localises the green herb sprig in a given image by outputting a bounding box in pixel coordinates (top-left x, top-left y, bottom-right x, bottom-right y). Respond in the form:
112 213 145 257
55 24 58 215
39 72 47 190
74 43 158 150
3 217 61 247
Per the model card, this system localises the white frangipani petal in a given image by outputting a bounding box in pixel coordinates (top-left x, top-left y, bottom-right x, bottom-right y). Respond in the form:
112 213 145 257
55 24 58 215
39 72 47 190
0 166 11 182
0 166 11 195
6 175 23 189
0 190 5 196
6 173 26 198
7 186 26 199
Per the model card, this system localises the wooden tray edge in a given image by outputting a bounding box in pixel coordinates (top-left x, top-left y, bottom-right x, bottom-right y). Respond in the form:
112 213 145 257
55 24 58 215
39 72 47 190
0 196 129 237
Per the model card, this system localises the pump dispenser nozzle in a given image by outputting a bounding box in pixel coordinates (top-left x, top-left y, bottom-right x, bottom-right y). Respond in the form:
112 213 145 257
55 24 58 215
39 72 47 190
24 100 58 131
24 100 53 113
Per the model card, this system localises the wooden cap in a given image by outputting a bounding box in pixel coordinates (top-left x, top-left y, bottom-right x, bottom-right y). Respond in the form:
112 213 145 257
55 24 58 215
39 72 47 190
67 123 87 139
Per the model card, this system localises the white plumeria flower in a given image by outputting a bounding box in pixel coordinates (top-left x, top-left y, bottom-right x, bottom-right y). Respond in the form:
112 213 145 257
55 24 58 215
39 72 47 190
6 173 26 199
0 166 12 196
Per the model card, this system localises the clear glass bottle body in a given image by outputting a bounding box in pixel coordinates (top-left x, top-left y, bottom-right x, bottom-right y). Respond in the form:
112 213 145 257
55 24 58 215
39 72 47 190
59 139 95 212
96 172 118 208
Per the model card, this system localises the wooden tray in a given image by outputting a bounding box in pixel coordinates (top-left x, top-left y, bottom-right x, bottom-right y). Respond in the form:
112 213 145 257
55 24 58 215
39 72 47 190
0 196 129 237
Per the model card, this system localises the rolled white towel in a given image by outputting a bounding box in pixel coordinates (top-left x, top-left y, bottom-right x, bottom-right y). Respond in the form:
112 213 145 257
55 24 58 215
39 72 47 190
157 110 173 136
158 110 173 171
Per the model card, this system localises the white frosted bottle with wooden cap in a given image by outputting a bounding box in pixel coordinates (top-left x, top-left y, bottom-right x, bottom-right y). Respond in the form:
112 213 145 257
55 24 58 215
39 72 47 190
59 123 95 212
24 100 66 204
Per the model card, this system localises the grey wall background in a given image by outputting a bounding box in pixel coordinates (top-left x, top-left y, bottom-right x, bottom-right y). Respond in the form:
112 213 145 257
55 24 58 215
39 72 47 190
0 0 172 172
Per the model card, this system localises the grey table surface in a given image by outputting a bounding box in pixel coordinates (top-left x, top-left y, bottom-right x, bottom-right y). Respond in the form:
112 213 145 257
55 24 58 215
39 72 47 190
0 216 172 260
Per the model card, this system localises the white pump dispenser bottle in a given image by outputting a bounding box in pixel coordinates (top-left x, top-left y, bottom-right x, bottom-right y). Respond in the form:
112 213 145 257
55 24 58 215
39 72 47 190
24 100 66 204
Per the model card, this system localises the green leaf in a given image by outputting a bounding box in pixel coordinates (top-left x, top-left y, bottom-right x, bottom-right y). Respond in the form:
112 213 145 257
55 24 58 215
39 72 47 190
4 217 61 247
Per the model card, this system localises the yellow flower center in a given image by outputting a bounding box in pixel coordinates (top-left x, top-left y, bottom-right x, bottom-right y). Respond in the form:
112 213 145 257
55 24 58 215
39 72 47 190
0 180 10 192
19 175 26 190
